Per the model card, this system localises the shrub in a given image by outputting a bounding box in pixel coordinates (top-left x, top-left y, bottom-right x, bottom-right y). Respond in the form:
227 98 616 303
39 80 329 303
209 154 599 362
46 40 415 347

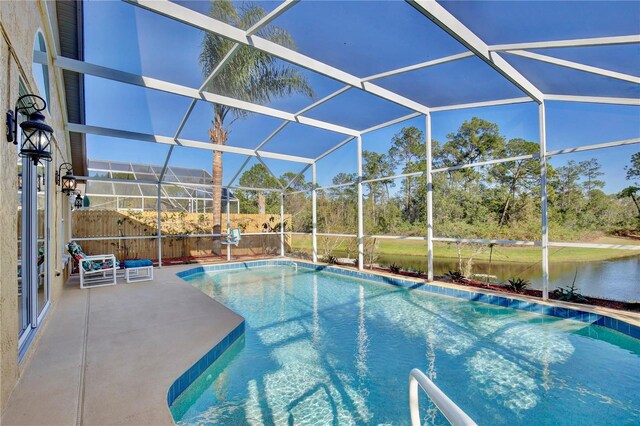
322 254 338 265
551 270 587 303
446 270 465 282
506 277 530 293
389 263 401 274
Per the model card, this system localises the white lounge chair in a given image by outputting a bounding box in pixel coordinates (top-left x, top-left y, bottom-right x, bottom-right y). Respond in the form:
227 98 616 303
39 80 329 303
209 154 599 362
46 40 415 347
67 241 118 288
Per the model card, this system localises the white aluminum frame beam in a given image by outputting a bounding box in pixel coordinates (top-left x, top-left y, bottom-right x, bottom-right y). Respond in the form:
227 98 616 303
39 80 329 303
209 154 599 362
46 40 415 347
311 163 318 262
125 0 432 115
431 154 537 173
295 86 352 116
545 94 640 106
539 102 550 301
315 136 355 161
489 35 640 52
430 97 533 113
217 185 282 193
254 122 289 152
159 146 174 181
433 237 539 246
408 0 544 103
362 51 474 82
316 181 357 192
246 0 299 36
175 44 241 140
283 164 312 191
280 192 285 256
361 171 424 185
67 123 315 164
425 113 434 281
549 242 640 251
360 112 422 135
255 153 285 189
547 138 640 156
54 56 360 137
76 175 159 185
357 135 364 270
254 86 352 154
226 155 253 187
506 50 640 84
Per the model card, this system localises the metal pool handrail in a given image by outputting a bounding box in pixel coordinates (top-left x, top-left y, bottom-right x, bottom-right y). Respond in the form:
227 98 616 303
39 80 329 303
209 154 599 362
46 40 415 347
409 368 477 426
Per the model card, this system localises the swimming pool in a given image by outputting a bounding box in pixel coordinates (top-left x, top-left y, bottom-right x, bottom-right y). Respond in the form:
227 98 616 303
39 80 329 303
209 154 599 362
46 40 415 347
171 263 640 425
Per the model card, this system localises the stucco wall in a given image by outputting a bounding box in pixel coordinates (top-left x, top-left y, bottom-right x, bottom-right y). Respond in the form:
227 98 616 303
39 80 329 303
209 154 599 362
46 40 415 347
1 0 73 413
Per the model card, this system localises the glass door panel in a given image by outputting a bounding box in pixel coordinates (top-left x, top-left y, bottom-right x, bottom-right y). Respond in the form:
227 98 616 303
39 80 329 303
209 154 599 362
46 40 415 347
17 160 29 337
36 163 49 317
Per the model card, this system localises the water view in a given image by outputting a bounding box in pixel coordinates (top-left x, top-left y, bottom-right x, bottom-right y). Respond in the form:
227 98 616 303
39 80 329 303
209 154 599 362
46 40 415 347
375 254 640 302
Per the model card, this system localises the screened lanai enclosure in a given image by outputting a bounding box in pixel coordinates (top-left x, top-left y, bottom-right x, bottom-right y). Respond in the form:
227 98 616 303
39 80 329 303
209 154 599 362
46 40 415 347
85 160 239 212
62 0 640 302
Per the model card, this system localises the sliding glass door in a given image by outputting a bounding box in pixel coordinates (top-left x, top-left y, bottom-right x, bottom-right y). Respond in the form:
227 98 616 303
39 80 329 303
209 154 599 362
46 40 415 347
17 88 50 349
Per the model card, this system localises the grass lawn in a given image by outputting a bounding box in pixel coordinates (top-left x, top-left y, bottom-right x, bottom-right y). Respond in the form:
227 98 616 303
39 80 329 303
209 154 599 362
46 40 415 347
290 235 640 263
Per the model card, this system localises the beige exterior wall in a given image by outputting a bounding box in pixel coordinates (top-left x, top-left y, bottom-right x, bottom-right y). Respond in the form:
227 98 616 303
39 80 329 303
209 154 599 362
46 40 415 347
1 0 73 413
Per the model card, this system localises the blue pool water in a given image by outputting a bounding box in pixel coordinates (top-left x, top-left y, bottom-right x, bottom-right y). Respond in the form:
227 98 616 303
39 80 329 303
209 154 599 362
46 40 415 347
172 266 640 425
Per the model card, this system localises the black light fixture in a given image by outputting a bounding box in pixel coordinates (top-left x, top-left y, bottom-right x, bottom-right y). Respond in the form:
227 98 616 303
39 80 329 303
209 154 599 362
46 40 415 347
55 162 76 194
6 94 53 165
74 193 83 210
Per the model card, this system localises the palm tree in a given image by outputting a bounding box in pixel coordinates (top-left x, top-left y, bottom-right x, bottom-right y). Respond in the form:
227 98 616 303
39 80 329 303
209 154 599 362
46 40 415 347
619 186 640 218
200 0 314 254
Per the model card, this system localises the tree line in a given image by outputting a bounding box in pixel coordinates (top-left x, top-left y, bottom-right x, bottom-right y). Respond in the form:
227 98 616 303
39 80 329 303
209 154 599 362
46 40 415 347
235 117 639 242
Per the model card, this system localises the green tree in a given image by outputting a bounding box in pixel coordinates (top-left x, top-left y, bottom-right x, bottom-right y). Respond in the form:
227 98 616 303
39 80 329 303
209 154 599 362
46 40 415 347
238 164 280 214
620 152 640 220
436 117 505 168
281 172 311 232
618 187 640 218
552 160 582 216
280 171 311 192
579 158 605 194
490 138 539 226
625 151 640 183
200 0 313 252
388 126 425 221
363 150 394 226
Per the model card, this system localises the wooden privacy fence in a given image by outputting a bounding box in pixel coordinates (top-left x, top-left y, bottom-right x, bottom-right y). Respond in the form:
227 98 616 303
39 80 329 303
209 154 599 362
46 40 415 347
72 211 291 261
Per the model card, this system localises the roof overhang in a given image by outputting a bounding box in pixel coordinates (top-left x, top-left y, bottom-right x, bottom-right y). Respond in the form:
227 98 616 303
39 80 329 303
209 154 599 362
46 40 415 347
55 0 86 177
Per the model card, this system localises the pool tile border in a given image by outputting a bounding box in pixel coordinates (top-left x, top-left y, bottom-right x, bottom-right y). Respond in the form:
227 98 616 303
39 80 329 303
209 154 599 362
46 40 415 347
177 260 639 340
167 321 245 406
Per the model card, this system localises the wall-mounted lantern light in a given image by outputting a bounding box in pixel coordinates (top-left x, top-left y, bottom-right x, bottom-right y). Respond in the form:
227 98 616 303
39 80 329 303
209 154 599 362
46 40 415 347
6 94 53 165
56 162 76 194
74 192 83 210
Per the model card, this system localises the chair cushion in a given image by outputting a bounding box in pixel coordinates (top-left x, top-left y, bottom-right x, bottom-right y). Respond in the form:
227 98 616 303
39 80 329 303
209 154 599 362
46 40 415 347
67 241 120 271
123 259 153 268
67 241 85 257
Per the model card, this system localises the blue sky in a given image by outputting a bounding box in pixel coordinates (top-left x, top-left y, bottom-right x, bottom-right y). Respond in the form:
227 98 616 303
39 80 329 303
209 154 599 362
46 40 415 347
83 0 639 192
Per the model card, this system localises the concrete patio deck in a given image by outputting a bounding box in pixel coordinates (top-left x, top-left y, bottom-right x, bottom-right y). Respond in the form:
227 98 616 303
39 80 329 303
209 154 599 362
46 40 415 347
1 265 243 426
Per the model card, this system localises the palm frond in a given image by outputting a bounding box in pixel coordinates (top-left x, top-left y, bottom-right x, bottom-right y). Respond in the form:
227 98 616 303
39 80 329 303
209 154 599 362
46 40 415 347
200 0 315 127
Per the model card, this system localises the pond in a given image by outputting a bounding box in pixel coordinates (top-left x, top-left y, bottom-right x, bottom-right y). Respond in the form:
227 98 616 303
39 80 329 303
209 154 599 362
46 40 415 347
373 254 640 302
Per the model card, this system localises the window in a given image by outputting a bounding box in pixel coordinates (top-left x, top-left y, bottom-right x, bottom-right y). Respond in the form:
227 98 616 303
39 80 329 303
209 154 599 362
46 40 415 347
32 31 50 109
